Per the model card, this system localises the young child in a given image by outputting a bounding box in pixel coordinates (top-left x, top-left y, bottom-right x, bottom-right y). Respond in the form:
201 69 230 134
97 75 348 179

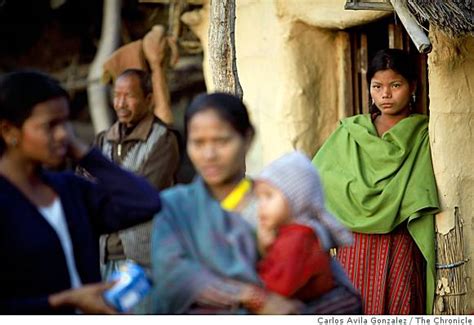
253 151 350 302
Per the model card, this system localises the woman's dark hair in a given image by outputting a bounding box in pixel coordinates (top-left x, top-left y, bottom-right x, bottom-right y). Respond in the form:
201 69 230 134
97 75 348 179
117 69 152 96
367 49 417 114
184 92 255 139
0 70 69 154
367 49 416 85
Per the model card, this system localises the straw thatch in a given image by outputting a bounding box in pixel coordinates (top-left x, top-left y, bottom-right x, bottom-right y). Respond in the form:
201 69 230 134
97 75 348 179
404 0 474 37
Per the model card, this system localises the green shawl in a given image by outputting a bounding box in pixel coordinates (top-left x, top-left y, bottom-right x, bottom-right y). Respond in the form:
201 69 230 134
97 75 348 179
312 114 439 314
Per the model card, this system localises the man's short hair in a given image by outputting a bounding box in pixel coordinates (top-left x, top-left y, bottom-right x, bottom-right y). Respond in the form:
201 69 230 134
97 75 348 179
117 69 152 96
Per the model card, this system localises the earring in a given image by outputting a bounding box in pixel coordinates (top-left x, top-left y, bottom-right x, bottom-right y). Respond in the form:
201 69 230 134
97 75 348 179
9 138 17 146
412 93 416 103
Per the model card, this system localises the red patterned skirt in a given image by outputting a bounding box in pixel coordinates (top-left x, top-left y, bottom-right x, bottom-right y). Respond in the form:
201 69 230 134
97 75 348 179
336 225 425 315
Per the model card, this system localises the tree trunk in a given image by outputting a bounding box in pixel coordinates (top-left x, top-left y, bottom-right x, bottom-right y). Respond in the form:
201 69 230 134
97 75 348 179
87 0 122 133
208 0 243 99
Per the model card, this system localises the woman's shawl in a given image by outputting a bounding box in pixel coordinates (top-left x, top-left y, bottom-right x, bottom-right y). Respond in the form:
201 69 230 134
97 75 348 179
150 177 260 314
312 114 440 314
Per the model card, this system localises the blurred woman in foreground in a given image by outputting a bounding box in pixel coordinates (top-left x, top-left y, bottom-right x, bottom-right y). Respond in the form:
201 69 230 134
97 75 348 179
151 93 361 314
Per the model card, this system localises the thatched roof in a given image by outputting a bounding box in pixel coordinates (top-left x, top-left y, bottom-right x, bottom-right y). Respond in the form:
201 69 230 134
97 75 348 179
404 0 473 37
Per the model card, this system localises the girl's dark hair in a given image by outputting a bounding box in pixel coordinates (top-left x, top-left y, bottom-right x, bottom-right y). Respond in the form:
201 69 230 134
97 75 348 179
367 49 417 114
367 49 416 84
0 70 69 154
184 92 255 139
117 69 152 96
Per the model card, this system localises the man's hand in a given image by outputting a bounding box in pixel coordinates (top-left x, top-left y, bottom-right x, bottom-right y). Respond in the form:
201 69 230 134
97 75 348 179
143 25 179 69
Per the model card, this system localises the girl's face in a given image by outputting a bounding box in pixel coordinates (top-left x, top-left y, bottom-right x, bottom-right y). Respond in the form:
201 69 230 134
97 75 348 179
255 180 292 231
187 109 251 188
370 69 414 117
12 97 70 167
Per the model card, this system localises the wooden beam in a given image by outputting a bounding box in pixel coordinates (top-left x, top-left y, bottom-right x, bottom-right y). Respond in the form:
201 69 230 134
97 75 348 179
389 0 432 53
138 0 205 5
345 0 393 11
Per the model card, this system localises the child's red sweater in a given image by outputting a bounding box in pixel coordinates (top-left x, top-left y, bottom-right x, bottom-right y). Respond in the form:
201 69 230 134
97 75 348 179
257 223 335 301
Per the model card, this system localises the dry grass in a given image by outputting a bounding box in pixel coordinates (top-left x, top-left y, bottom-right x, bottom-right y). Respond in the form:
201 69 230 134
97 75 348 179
434 207 469 314
404 0 474 37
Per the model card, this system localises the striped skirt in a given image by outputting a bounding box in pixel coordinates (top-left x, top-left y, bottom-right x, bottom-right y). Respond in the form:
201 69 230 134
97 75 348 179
336 225 425 315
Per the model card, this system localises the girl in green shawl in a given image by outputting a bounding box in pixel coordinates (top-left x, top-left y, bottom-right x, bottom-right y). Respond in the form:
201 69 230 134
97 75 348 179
312 49 440 315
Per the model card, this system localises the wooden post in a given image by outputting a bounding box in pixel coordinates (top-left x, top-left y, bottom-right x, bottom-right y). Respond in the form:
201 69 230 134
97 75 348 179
350 33 361 115
336 32 353 120
87 0 122 133
360 33 369 114
168 0 186 39
208 0 243 99
388 22 403 49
